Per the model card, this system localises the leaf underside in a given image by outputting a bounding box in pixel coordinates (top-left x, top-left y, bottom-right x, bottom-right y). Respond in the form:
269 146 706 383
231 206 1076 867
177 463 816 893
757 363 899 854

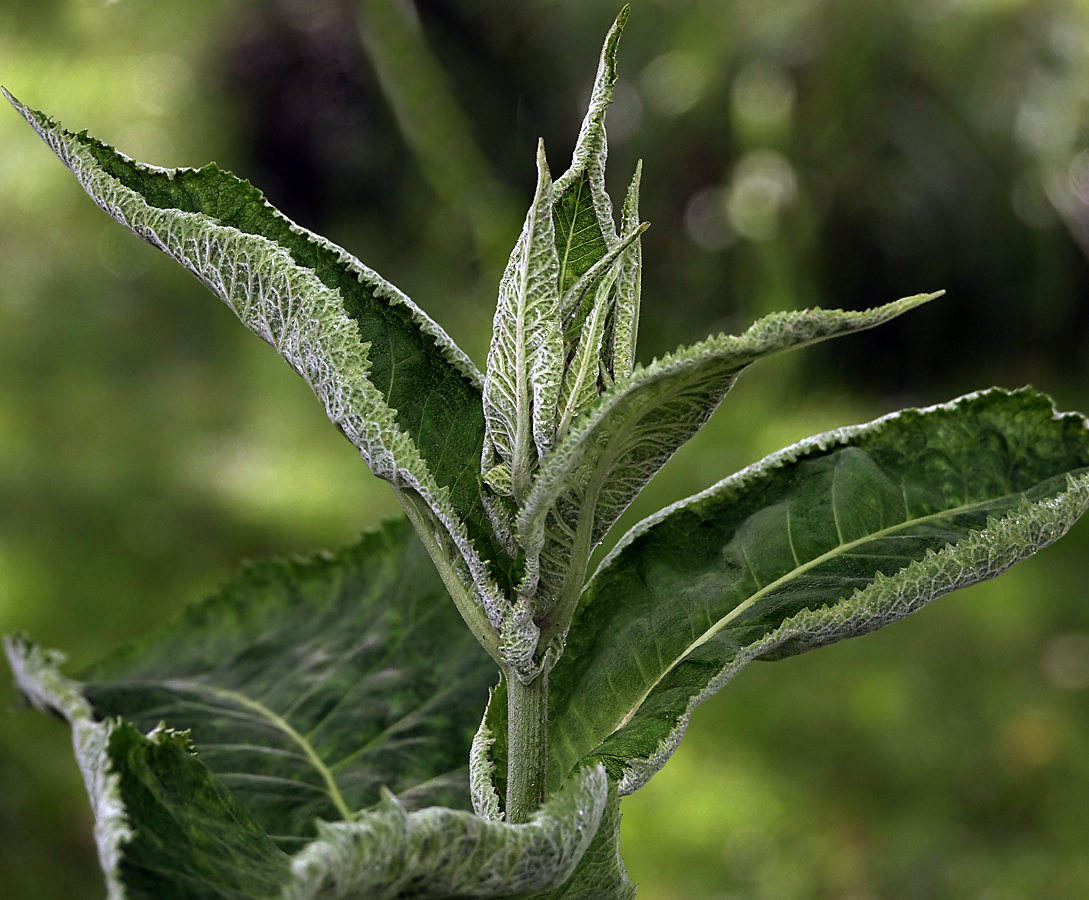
534 387 1089 793
3 88 515 624
5 522 625 899
74 520 497 851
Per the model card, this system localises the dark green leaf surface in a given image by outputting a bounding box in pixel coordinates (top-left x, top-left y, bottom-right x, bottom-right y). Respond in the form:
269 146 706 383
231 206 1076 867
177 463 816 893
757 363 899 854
551 7 627 297
4 88 515 614
7 624 607 900
109 723 290 900
520 296 936 637
77 520 497 851
544 388 1089 792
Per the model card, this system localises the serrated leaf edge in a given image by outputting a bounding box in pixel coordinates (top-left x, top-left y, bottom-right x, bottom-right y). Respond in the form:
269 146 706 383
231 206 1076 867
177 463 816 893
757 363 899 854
4 636 131 900
283 764 608 900
580 391 1089 794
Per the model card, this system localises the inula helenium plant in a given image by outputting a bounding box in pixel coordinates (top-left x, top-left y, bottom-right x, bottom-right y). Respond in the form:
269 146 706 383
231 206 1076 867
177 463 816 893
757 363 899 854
6 8 1089 898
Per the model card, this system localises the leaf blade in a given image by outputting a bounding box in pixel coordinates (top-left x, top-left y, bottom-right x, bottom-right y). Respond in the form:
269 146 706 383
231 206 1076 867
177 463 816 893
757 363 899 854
5 90 513 631
484 140 563 500
545 388 1089 792
551 7 629 294
285 764 609 900
70 520 497 849
521 295 938 636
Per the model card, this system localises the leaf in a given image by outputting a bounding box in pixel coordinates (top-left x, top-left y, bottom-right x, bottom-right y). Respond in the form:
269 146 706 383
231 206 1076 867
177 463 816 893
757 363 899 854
483 139 563 501
520 295 939 643
284 764 609 900
558 263 618 437
5 637 133 900
10 520 498 854
8 631 608 900
604 162 644 383
5 639 290 900
544 388 1089 793
4 89 513 651
467 686 634 900
107 723 291 900
526 783 635 900
551 7 629 295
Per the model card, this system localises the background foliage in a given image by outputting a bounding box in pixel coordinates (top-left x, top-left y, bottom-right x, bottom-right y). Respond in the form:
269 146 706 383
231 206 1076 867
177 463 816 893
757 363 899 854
3 0 1089 897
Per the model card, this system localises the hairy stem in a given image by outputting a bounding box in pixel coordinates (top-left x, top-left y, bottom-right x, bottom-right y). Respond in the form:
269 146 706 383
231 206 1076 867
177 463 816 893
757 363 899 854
505 670 548 823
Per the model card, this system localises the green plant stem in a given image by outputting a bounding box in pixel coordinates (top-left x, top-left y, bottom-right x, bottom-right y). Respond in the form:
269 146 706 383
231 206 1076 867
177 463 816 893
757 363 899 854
506 670 548 824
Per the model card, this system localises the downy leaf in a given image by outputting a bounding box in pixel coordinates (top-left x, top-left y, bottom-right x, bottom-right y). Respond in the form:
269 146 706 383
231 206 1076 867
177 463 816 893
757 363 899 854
8 631 609 899
9 520 498 855
527 783 635 900
558 263 618 437
285 764 608 900
521 294 939 640
483 139 563 501
5 639 290 900
4 90 512 658
468 686 635 900
604 162 644 384
551 7 628 295
544 388 1089 793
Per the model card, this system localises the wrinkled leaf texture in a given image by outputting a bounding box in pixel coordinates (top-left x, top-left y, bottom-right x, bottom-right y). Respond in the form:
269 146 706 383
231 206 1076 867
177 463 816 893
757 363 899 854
545 388 1089 792
477 388 1089 797
5 522 628 899
2 87 516 654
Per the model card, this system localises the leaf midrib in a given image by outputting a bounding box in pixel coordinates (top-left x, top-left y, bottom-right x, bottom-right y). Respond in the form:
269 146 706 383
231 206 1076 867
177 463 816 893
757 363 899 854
611 492 1017 733
168 680 354 821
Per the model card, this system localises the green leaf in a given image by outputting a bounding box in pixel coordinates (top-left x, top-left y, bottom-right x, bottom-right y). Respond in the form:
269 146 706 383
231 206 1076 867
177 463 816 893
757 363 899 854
8 630 607 899
604 162 644 384
107 722 291 900
551 7 629 295
5 637 133 900
484 140 563 501
10 520 498 853
545 388 1089 793
527 784 635 900
4 89 513 651
5 639 290 900
521 295 938 644
285 764 609 900
558 263 618 437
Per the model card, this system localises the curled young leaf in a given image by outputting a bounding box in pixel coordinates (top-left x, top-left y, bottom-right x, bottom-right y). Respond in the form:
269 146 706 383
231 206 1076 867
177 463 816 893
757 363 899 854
484 139 563 502
521 294 939 648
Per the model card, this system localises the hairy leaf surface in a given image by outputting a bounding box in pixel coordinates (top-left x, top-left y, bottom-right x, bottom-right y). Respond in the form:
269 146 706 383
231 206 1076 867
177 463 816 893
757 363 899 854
605 162 644 383
7 630 609 899
551 8 627 295
544 388 1089 793
521 295 938 634
484 140 562 498
285 764 608 900
12 521 497 854
4 89 513 632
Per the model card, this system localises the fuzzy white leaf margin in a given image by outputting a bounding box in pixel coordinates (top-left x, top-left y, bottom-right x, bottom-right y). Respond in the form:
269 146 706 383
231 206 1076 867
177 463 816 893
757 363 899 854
588 398 1089 794
4 636 131 900
284 764 608 900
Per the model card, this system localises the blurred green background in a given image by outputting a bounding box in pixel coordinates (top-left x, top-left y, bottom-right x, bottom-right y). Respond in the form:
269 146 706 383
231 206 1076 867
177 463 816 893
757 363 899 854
3 0 1089 897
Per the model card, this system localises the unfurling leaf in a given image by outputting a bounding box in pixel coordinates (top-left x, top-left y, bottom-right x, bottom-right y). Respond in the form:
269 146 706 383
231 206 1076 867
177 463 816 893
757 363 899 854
521 294 939 644
483 139 563 504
